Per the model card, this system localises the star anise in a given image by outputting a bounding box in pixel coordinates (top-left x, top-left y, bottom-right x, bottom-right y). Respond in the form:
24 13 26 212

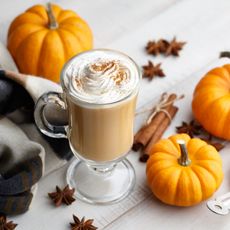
146 39 169 55
142 61 165 80
0 215 17 230
70 215 97 230
202 134 225 151
139 154 149 163
48 185 75 207
176 120 202 137
146 41 160 55
165 37 186 56
157 39 170 53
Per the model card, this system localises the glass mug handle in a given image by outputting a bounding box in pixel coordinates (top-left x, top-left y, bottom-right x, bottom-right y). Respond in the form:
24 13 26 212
34 91 68 138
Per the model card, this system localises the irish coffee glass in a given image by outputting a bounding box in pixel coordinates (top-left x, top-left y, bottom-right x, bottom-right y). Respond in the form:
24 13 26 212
34 49 141 204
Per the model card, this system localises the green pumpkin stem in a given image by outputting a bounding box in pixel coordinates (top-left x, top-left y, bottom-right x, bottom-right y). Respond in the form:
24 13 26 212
47 2 58 29
177 140 191 166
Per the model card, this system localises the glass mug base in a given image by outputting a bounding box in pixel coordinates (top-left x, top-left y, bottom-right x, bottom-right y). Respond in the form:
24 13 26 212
66 158 136 204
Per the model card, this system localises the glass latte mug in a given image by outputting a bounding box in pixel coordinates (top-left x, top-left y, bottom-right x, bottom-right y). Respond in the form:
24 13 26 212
34 49 141 204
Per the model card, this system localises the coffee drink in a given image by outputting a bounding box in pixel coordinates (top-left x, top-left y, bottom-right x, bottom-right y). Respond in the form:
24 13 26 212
62 50 139 162
34 49 140 204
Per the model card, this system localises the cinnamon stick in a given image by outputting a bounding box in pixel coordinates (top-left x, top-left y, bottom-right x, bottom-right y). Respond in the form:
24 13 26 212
133 94 177 151
132 125 147 151
143 105 178 156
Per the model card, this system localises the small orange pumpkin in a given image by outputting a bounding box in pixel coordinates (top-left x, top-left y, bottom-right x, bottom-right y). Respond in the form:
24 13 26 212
146 134 223 207
7 3 93 82
192 64 230 140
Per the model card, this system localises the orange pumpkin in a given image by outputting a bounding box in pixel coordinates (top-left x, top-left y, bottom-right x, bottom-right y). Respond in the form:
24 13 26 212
7 3 93 82
192 64 230 139
146 134 223 207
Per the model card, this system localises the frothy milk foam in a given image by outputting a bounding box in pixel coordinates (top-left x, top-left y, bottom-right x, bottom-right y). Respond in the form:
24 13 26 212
63 50 139 162
65 50 139 104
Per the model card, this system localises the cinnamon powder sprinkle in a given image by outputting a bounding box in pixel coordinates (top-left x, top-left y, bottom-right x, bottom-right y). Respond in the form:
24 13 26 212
112 70 128 85
75 79 81 87
91 61 115 72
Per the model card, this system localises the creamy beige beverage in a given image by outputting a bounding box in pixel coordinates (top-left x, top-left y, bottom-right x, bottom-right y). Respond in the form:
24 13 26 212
34 49 140 204
68 95 137 161
62 50 139 162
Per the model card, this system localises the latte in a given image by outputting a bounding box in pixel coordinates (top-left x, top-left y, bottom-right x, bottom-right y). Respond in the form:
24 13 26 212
61 50 140 162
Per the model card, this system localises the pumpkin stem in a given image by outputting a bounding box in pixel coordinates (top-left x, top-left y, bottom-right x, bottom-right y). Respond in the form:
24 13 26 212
47 2 58 29
177 140 191 166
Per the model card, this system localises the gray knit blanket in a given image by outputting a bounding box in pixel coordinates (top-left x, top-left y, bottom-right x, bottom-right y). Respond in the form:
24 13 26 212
0 42 72 215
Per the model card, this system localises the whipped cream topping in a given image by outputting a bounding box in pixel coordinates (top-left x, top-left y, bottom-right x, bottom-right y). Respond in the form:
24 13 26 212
64 50 139 104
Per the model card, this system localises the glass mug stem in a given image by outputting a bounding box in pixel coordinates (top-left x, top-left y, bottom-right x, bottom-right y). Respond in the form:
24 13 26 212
88 163 116 176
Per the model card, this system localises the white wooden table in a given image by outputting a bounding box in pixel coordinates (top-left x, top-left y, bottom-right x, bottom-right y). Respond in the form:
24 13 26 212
2 0 230 229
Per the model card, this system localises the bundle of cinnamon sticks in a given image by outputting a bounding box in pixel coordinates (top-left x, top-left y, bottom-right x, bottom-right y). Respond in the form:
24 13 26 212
133 93 183 162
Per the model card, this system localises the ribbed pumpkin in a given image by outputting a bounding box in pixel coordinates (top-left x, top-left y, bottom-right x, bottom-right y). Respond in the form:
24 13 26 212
7 3 93 82
146 134 223 207
192 64 230 140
